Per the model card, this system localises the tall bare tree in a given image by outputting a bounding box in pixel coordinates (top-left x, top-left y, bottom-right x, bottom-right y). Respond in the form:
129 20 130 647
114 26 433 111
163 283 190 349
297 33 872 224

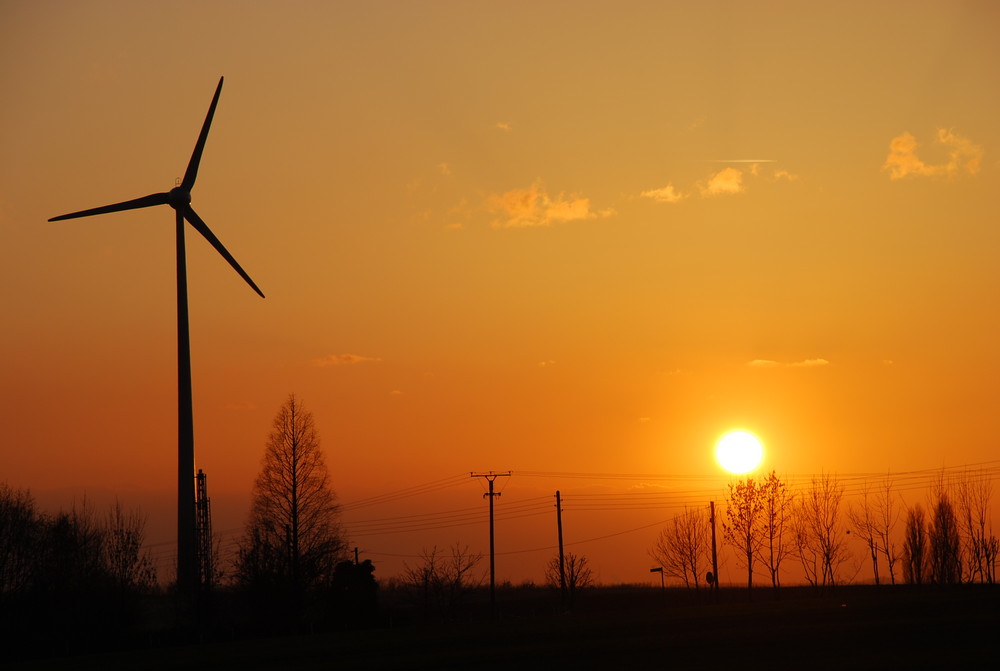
793 473 849 587
873 475 900 584
236 394 346 590
650 507 711 589
928 488 961 584
724 477 767 592
902 504 928 584
848 481 882 585
956 468 997 583
761 471 794 590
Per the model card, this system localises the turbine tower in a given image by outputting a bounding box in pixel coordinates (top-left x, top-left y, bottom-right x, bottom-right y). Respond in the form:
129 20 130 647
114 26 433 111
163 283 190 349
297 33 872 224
48 76 263 592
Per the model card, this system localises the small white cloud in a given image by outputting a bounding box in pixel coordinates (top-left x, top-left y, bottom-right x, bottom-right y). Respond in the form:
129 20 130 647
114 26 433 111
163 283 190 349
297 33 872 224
700 167 744 196
495 122 512 132
641 183 685 204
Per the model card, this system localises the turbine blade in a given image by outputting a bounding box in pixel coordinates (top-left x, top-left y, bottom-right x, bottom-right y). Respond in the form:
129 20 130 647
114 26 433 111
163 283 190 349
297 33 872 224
48 192 170 221
182 206 265 298
181 77 224 191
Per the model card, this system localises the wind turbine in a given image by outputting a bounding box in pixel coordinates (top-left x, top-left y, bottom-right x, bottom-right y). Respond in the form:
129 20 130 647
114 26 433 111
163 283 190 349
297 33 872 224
48 76 263 592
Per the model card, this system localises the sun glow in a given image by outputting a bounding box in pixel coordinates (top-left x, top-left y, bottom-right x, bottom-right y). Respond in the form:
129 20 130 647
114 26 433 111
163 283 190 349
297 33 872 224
715 431 764 474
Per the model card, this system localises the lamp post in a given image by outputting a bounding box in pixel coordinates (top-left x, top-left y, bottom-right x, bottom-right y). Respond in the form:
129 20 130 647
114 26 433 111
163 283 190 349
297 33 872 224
650 566 665 603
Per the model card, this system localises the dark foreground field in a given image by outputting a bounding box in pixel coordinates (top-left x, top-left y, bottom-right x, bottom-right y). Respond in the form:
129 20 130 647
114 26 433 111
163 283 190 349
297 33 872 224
21 585 999 670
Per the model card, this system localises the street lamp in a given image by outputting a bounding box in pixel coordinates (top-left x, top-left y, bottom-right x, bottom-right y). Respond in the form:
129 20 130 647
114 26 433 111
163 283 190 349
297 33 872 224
649 566 665 591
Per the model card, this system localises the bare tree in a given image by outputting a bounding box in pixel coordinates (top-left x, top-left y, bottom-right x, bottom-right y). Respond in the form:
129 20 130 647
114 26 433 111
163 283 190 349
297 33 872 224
873 475 900 584
544 552 593 606
236 394 346 590
956 469 996 583
928 489 961 585
724 477 767 592
761 472 794 590
104 500 156 593
650 507 711 589
793 473 849 588
902 504 927 585
848 482 882 585
401 544 484 616
0 484 39 597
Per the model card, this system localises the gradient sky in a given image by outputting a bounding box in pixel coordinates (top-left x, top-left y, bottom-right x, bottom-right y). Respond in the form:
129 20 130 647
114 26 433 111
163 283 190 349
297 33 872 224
2 0 999 584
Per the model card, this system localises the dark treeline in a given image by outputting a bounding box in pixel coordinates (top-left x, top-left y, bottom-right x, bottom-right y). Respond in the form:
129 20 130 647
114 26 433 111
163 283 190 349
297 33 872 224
0 483 157 655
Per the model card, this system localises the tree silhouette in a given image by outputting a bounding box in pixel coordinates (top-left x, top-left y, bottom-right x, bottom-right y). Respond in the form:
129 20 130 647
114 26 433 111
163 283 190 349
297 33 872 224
928 489 961 584
0 484 38 597
544 551 593 606
792 473 849 588
724 477 766 592
650 507 710 589
848 481 883 584
956 468 997 583
236 394 346 591
400 545 484 617
104 500 156 593
761 471 794 590
902 504 927 585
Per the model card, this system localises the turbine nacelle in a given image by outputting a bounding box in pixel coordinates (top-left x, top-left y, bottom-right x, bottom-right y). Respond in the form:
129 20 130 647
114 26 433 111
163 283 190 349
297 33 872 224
168 186 193 210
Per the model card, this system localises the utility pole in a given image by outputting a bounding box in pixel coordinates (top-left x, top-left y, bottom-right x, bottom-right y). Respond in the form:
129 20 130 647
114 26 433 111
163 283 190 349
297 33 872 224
709 500 720 602
471 471 511 620
555 490 567 610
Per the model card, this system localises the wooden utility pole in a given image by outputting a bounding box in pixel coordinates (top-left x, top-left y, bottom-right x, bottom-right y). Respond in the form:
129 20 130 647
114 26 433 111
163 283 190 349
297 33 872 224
710 500 720 602
471 471 511 620
555 490 567 609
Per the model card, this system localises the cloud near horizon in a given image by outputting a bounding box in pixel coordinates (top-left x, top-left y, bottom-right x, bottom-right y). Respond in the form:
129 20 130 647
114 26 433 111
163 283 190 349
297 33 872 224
748 358 829 368
312 353 383 366
883 129 983 180
488 180 609 228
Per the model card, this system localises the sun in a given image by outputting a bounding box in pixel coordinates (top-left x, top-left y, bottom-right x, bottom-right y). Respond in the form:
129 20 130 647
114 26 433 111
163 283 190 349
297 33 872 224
715 431 764 474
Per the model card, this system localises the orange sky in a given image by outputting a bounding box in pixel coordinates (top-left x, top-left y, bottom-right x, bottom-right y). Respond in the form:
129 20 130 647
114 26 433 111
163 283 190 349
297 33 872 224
2 1 999 585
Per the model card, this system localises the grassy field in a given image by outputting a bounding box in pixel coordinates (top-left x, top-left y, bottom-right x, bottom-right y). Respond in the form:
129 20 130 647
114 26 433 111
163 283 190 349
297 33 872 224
20 585 1000 670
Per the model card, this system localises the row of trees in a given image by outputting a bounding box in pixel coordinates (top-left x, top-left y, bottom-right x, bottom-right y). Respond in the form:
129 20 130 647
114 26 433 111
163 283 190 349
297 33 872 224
0 485 158 648
0 487 157 598
650 470 998 591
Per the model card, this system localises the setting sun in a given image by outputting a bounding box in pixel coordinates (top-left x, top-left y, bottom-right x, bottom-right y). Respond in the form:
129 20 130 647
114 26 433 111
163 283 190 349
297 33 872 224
715 431 764 474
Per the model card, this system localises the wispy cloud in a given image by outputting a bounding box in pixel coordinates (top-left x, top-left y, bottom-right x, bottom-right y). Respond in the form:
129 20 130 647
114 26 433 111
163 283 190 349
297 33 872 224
495 122 512 132
488 180 610 228
748 358 829 368
883 129 983 180
312 354 382 367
